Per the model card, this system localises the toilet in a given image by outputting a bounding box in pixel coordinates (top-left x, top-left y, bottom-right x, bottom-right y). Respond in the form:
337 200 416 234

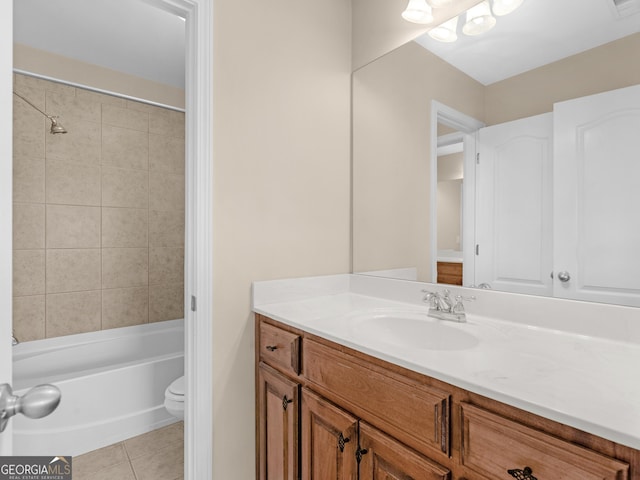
164 375 185 420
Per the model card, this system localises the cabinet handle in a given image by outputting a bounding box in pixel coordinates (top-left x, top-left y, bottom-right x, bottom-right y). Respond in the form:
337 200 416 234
266 345 278 352
338 433 350 452
282 395 293 411
355 448 368 463
507 467 537 480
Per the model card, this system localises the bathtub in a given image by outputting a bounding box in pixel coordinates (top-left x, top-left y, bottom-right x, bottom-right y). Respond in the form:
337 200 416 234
11 319 184 457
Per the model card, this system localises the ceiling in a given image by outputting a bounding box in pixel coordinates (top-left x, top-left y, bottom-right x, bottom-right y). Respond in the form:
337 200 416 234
13 0 640 89
13 0 186 89
414 0 640 85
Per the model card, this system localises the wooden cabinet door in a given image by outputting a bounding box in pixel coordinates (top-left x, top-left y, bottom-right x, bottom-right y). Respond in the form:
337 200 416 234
301 388 358 480
358 422 451 480
258 363 299 480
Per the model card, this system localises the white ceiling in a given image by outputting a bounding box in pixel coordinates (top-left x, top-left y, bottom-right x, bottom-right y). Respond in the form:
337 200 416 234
13 0 640 89
13 0 186 89
414 0 640 85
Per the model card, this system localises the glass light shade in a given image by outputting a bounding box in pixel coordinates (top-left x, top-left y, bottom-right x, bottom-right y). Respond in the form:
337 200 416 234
428 16 459 42
492 0 524 16
402 0 434 24
427 0 456 7
462 1 496 36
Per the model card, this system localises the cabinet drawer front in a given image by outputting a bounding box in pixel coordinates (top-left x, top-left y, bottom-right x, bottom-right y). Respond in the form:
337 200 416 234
460 403 629 480
259 322 301 376
303 339 450 458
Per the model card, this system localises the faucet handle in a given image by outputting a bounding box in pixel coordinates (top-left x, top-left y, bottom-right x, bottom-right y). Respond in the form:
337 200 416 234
452 295 475 314
421 289 439 308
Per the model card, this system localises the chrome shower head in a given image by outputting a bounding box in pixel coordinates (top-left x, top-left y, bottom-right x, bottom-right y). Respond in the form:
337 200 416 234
48 116 67 134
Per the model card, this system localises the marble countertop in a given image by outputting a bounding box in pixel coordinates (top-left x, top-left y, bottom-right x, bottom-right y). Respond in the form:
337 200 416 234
254 285 640 450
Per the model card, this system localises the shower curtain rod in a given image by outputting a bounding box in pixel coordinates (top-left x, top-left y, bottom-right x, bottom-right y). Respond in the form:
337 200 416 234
13 68 186 113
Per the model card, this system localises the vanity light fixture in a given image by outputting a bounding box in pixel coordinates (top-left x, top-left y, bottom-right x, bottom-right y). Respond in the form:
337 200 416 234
428 15 459 42
462 0 496 36
401 0 434 24
492 0 524 16
427 0 457 6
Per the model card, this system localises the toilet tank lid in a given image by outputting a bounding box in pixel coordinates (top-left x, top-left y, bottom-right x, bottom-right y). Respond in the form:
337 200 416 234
169 376 185 396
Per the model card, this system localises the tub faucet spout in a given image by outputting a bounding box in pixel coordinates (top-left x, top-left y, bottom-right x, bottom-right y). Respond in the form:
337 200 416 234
12 333 18 346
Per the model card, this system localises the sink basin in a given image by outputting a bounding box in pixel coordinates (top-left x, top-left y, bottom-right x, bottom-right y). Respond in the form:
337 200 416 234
348 311 479 351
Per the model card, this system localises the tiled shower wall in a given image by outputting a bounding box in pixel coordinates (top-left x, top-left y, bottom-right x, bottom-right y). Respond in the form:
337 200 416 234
12 73 185 341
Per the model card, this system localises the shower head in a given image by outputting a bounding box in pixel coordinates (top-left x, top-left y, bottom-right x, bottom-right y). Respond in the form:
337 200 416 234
48 116 68 134
13 91 68 135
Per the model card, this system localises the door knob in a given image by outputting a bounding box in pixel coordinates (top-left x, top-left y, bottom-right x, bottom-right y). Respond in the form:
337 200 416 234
0 383 61 433
557 271 571 282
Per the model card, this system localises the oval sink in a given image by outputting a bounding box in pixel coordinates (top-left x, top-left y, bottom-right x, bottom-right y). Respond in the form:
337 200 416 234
349 311 479 351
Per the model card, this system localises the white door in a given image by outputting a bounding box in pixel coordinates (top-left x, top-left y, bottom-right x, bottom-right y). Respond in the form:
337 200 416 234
0 0 14 455
475 113 553 296
554 84 640 306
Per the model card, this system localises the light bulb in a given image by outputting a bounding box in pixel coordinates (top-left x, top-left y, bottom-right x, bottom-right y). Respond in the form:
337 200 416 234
462 1 496 36
428 16 459 42
492 0 524 16
402 0 434 24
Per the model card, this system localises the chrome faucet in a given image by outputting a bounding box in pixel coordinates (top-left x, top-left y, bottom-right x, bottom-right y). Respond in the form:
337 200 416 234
421 289 474 323
11 332 18 346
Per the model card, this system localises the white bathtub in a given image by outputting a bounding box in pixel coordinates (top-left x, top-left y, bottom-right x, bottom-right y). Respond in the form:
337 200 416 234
12 319 184 457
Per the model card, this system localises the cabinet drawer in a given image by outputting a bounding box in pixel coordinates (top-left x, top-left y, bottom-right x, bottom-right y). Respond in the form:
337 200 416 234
303 339 450 458
460 403 629 480
259 322 301 376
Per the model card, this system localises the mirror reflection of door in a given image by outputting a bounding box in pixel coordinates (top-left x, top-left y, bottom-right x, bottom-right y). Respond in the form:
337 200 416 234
436 122 464 285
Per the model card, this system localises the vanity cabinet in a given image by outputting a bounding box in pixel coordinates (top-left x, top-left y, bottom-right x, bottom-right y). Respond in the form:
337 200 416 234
437 261 463 285
256 314 638 480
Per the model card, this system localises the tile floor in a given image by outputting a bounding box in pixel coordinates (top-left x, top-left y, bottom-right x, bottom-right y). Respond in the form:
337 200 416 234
72 422 184 480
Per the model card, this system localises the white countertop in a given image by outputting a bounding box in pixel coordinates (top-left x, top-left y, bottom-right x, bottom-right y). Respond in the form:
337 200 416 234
253 274 640 450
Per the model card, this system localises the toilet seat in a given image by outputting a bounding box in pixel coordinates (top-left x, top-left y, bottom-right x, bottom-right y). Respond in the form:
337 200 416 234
164 375 185 420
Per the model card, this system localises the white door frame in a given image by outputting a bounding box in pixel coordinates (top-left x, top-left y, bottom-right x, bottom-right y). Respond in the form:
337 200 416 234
430 101 484 285
0 0 14 457
3 0 214 477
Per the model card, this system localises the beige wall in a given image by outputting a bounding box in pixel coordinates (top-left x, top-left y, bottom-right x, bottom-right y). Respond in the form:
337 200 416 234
437 152 463 251
352 41 484 281
485 33 640 125
12 73 185 341
212 0 352 478
14 43 185 110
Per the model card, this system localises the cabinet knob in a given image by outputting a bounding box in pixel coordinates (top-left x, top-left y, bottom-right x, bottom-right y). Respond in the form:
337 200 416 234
282 395 293 411
507 466 537 480
338 433 350 452
266 345 278 352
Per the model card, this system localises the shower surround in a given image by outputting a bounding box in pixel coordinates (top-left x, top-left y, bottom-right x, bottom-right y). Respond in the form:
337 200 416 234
12 72 185 341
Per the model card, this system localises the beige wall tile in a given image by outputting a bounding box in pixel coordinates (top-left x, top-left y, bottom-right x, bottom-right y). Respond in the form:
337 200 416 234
46 120 101 164
13 94 45 159
15 74 74 96
46 290 101 337
149 284 184 323
149 135 184 174
13 295 46 342
149 210 184 247
46 160 101 206
13 203 45 249
102 125 149 170
102 167 149 208
102 208 148 248
46 249 101 293
74 461 137 480
102 104 148 132
149 248 184 285
13 155 45 203
102 248 149 289
102 287 149 329
46 91 101 124
149 173 184 212
74 443 128 476
13 250 45 296
125 101 166 115
124 423 183 460
130 441 184 480
47 205 101 248
149 109 185 139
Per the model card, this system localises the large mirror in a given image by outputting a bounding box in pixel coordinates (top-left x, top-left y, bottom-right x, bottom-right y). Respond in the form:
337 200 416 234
352 0 640 307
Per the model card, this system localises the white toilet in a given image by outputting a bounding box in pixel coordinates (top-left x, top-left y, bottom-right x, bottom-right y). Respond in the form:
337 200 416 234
164 375 185 420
